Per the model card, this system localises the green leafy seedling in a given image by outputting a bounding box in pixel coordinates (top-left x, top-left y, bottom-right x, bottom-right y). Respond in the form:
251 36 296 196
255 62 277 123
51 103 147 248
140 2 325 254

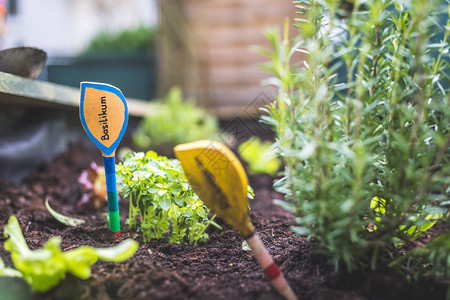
116 151 215 245
2 216 138 292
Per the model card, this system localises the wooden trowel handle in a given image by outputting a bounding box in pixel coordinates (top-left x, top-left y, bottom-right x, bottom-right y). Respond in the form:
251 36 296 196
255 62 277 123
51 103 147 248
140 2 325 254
246 234 298 300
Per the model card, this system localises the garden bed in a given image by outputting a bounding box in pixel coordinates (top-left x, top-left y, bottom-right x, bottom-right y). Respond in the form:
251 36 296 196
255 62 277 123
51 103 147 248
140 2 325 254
0 144 447 300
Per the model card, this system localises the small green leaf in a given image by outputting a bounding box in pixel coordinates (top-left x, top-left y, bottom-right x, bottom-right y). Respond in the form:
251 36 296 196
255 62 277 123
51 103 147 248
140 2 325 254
173 197 184 206
290 226 309 236
183 209 194 217
273 199 296 213
158 189 168 196
196 207 207 219
45 199 85 227
95 239 139 262
147 187 159 194
242 240 252 254
3 216 30 255
159 197 171 211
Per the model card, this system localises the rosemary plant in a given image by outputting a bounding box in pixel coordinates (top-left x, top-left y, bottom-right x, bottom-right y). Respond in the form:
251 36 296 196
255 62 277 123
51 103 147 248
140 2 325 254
260 0 449 280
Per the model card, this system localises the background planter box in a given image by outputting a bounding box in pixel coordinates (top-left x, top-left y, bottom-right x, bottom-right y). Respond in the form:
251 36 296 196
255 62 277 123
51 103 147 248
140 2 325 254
47 53 157 100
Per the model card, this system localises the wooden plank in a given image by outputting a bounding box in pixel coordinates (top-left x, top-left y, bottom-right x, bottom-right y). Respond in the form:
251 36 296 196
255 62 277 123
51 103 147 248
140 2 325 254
197 46 267 68
185 0 294 17
0 71 155 117
208 86 277 107
207 67 271 87
185 4 294 33
192 26 273 47
209 104 271 120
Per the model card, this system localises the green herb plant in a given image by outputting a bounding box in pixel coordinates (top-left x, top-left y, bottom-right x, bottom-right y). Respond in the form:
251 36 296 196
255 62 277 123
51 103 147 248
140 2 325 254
132 87 220 154
238 137 281 176
116 151 217 245
1 216 138 292
260 0 449 282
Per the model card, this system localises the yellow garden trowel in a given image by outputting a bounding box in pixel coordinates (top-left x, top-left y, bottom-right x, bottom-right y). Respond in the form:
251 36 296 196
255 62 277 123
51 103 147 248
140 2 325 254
174 140 297 300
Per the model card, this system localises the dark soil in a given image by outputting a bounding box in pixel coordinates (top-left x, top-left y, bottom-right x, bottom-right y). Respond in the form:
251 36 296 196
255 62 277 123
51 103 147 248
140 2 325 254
0 144 447 300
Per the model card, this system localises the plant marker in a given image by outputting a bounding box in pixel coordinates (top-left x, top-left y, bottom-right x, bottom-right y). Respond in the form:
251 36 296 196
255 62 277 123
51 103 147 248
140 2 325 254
79 82 128 236
174 140 297 300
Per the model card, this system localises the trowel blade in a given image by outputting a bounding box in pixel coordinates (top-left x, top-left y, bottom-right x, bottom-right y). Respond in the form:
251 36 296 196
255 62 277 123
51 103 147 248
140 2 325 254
0 47 47 79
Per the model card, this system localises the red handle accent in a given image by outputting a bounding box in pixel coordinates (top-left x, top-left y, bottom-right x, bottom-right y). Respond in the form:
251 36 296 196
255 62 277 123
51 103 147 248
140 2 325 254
263 262 281 281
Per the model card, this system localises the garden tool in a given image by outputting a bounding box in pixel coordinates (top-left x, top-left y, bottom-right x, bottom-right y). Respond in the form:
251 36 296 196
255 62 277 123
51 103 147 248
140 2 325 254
79 82 128 236
174 140 297 300
0 46 47 78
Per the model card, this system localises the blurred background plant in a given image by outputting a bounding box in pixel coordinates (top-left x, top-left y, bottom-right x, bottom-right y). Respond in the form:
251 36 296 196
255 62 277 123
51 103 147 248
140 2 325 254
133 86 220 156
77 162 108 210
81 25 155 55
47 24 157 100
260 0 449 283
238 136 281 176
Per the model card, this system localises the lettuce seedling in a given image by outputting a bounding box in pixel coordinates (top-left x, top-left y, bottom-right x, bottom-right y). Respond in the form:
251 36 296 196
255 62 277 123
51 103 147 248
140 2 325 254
116 151 215 245
2 216 138 292
238 137 281 176
0 257 22 278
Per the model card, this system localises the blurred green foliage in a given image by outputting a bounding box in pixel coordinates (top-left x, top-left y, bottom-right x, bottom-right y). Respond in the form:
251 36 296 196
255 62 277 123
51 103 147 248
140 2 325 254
83 25 155 55
133 87 220 153
238 137 281 176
